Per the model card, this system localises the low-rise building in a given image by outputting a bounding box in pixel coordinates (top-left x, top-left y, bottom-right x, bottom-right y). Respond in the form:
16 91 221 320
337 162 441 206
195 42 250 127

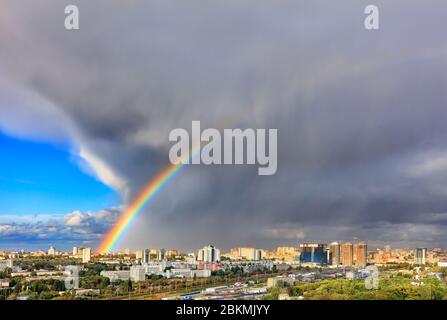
100 270 130 282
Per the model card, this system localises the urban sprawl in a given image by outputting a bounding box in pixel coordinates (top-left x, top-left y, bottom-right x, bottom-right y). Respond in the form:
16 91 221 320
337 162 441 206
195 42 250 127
1 242 447 300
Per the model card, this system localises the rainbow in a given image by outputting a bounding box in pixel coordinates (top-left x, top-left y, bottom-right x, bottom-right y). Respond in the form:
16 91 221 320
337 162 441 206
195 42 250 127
96 146 201 254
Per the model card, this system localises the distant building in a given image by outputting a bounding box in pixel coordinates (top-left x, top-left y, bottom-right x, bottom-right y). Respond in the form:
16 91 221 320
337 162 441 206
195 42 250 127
341 243 354 267
299 243 329 265
144 262 165 275
414 248 427 265
192 269 211 278
197 245 220 263
275 247 299 259
48 246 56 256
166 249 179 258
354 243 367 267
263 247 298 262
82 248 92 263
72 247 78 256
130 265 146 282
228 248 263 260
100 270 130 282
142 249 151 264
0 259 13 271
157 249 166 261
239 248 256 260
329 242 341 266
437 261 447 267
63 267 79 289
135 250 143 261
254 249 263 261
166 268 211 279
186 253 196 264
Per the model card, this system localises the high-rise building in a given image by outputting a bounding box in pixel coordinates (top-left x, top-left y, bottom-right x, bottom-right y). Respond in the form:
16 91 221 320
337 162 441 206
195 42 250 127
299 243 329 265
254 249 263 261
330 242 341 266
130 265 146 282
142 249 151 264
197 245 220 263
72 247 78 256
341 243 353 266
157 249 166 261
124 248 131 255
354 243 367 267
414 248 427 265
82 248 92 263
135 250 143 261
384 245 391 254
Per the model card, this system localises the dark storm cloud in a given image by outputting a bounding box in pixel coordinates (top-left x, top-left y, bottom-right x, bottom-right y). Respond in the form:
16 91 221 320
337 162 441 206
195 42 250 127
1 0 447 250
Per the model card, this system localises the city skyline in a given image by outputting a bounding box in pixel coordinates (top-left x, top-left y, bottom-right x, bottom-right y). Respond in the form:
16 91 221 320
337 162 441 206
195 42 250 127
0 240 435 256
3 240 445 301
2 241 443 270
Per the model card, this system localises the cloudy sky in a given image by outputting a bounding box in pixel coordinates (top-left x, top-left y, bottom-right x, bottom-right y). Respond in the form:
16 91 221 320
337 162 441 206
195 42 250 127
1 0 447 252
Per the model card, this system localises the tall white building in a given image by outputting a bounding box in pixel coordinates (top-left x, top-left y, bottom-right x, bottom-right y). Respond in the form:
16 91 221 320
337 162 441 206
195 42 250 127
72 247 78 256
130 265 146 282
157 249 166 261
48 246 56 256
82 248 92 263
142 249 151 264
254 249 263 261
197 245 220 263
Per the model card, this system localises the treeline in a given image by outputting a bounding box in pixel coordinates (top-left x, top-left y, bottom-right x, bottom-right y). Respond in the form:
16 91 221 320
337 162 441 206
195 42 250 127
284 277 447 300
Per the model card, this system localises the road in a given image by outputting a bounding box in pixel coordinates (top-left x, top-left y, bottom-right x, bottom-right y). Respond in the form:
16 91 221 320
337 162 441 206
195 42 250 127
101 271 290 300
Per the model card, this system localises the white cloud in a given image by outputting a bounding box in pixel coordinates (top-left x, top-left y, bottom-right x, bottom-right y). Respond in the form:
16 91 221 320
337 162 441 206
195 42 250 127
79 148 127 194
408 151 447 177
0 208 121 242
0 78 71 142
64 211 83 226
